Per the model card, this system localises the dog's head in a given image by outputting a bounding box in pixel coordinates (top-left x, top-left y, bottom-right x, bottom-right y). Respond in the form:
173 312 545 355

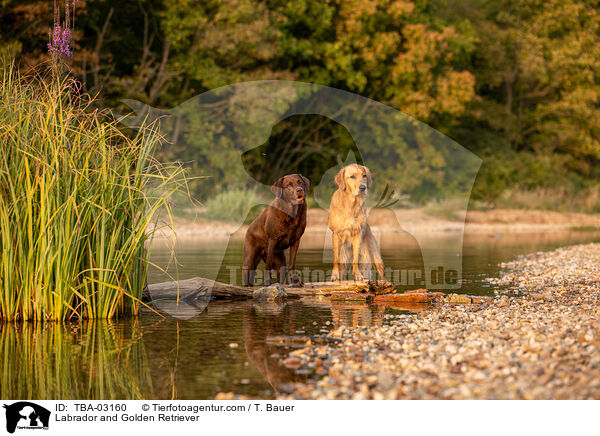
335 164 372 197
271 174 310 205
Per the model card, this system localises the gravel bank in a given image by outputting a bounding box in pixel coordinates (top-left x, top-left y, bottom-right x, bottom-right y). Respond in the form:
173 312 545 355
276 243 600 399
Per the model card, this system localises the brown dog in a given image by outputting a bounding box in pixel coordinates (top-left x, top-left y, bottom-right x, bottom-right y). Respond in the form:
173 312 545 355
328 164 384 281
243 174 310 286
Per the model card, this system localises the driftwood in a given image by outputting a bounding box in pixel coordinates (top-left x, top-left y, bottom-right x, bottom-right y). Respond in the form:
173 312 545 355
148 277 254 301
146 277 373 301
145 276 492 306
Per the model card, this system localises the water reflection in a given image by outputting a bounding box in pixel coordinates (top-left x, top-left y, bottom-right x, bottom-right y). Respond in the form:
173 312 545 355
0 299 402 399
242 302 309 393
149 230 600 296
0 321 153 399
2 230 600 400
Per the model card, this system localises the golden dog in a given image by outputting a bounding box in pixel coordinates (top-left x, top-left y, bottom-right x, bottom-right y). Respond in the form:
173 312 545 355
328 164 385 281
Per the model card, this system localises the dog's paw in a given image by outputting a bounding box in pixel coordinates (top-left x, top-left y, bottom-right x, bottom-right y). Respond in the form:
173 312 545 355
353 272 364 281
330 274 339 282
289 273 303 287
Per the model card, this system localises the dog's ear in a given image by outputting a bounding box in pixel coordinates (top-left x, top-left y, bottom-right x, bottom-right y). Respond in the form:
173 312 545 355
363 166 372 188
335 167 346 191
299 174 310 191
271 176 285 198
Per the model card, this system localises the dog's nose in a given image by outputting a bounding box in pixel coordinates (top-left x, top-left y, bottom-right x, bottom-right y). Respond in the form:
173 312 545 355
296 188 304 195
359 185 367 191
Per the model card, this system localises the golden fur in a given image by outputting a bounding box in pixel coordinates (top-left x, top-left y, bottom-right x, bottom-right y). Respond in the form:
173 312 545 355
328 164 385 281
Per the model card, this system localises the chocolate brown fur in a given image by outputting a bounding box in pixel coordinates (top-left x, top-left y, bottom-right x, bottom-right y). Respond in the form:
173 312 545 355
243 174 310 286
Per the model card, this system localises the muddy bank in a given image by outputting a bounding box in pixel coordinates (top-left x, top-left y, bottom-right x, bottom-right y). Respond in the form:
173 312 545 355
269 243 600 399
150 208 600 239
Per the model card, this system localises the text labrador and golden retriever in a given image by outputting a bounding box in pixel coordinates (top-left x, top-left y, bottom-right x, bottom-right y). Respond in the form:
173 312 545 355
243 174 310 287
328 164 385 281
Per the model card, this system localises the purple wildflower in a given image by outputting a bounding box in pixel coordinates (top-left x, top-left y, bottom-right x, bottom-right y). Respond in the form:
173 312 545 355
48 25 72 57
48 1 75 58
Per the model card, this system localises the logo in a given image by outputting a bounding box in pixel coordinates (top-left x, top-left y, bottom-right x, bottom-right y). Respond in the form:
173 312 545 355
121 80 481 318
2 402 50 434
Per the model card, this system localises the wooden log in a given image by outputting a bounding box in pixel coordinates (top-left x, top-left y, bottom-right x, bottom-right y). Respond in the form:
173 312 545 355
294 280 370 294
329 292 374 302
374 293 436 303
146 277 371 301
148 277 256 301
146 277 490 306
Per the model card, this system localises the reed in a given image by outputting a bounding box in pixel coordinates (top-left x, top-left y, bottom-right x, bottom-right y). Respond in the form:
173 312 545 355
0 60 184 321
0 320 154 399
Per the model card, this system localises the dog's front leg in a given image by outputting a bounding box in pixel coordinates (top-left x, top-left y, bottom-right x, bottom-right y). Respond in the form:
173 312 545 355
331 232 341 281
264 238 276 286
288 239 303 286
352 238 364 281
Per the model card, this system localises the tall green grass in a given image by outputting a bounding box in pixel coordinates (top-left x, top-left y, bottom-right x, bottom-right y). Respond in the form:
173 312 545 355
0 61 183 321
0 320 154 399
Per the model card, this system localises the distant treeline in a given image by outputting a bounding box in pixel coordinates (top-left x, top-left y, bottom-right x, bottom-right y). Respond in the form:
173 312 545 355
2 0 599 208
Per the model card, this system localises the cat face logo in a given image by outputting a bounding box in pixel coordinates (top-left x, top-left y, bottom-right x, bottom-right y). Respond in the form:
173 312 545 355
3 402 50 433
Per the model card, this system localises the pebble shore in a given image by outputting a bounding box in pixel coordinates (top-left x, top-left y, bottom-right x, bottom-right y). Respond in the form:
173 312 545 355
276 243 600 399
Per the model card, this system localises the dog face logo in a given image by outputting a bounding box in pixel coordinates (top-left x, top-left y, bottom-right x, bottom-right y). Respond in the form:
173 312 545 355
2 402 50 433
121 80 481 318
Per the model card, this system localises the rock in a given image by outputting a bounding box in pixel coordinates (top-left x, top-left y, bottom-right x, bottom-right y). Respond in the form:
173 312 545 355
352 391 368 400
253 283 287 302
528 292 555 301
448 294 472 304
429 292 446 298
497 295 510 307
275 243 600 401
214 392 235 400
266 336 312 347
378 370 394 390
283 357 302 369
471 296 493 304
528 293 545 300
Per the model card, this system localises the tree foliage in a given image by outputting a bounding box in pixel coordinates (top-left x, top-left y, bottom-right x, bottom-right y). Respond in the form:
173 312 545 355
2 0 599 204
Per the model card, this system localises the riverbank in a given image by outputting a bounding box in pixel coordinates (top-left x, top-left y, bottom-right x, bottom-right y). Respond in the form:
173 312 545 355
273 243 600 399
150 208 600 239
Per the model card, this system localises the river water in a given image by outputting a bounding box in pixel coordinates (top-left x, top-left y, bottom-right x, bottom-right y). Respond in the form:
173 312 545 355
1 230 598 399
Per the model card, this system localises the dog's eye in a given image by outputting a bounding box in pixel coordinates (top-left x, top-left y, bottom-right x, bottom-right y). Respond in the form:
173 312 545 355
350 175 356 179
